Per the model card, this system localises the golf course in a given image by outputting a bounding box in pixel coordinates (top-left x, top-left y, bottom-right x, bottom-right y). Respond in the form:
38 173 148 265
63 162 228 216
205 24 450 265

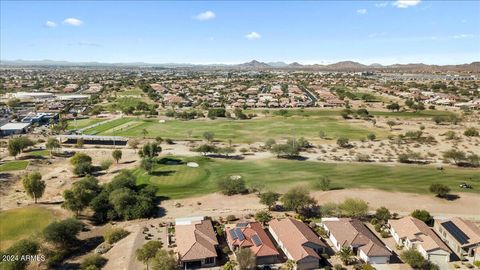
133 156 480 199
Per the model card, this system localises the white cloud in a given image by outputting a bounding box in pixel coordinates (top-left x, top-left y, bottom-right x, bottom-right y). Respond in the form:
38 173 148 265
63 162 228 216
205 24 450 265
375 2 388 7
245 32 261 40
393 0 421 8
452 34 475 39
195 11 216 21
63 18 83 26
45 21 57 28
356 9 367 14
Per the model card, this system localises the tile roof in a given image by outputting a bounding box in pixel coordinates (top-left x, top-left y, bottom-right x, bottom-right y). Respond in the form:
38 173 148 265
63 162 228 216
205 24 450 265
226 222 280 258
324 218 391 257
269 218 326 261
389 216 450 253
175 220 218 261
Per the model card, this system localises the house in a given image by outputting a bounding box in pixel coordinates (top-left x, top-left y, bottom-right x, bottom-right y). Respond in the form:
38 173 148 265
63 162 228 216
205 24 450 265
175 217 219 269
322 218 391 264
389 216 451 263
269 218 327 270
226 222 280 265
0 122 31 136
434 217 480 259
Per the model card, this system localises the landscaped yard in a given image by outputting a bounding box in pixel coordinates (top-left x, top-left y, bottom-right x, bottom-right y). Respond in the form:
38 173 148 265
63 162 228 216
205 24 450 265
133 156 480 199
87 116 389 143
0 207 56 250
0 161 29 172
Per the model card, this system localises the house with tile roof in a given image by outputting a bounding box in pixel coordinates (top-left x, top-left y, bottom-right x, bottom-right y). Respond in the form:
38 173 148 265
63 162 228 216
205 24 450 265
269 218 327 270
389 216 451 263
226 222 280 265
322 218 391 264
434 217 480 259
175 218 219 269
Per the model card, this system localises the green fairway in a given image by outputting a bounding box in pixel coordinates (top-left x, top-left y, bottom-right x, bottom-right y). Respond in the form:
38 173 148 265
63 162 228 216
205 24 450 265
0 207 56 250
133 156 480 199
0 161 29 172
89 116 388 143
67 118 104 130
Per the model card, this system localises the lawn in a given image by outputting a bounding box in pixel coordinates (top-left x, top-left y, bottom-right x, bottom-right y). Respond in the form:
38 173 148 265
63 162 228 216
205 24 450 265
91 116 388 143
0 161 29 172
24 149 49 157
0 207 56 250
133 156 480 199
83 117 135 135
66 118 104 130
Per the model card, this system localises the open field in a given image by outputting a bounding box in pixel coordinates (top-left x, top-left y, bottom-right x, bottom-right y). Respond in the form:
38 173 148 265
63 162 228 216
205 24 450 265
0 206 56 250
0 160 29 172
133 156 480 199
66 118 104 130
86 116 389 142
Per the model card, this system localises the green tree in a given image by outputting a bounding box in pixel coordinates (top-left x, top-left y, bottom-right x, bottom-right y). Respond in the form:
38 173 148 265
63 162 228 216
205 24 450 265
7 138 22 159
375 206 391 222
429 183 451 198
150 249 177 270
70 152 93 166
223 260 237 270
136 241 163 270
255 210 273 225
80 254 107 270
141 157 155 174
386 102 400 111
0 239 39 270
217 178 247 195
43 218 83 247
236 248 256 270
203 131 215 142
112 149 122 164
400 249 426 269
46 137 61 157
281 187 317 213
339 198 369 218
73 161 93 176
259 192 280 210
443 149 466 165
22 172 45 204
62 176 101 216
139 143 161 158
338 246 353 265
411 209 433 225
386 120 397 131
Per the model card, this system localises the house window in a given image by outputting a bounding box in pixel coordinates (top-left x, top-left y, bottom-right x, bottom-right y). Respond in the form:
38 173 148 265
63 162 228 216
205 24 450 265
205 257 215 264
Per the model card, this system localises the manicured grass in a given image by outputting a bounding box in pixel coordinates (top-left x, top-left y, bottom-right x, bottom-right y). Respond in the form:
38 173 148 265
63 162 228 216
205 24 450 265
24 150 49 157
0 161 29 172
67 118 104 130
83 117 135 135
0 207 56 250
92 116 388 143
133 156 480 199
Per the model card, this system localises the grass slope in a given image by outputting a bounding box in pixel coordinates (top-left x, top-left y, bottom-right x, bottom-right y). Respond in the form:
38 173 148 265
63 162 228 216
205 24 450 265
0 207 55 250
133 156 480 199
67 118 104 130
0 161 29 172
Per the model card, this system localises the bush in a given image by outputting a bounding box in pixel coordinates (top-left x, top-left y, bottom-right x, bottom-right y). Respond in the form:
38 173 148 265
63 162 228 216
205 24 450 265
464 127 479 137
380 231 391 238
0 239 39 270
80 254 107 270
217 178 247 195
226 215 237 222
100 159 113 171
104 227 130 244
43 218 83 247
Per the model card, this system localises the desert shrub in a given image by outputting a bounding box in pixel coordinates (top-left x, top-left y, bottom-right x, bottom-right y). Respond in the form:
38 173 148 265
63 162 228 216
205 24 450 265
104 227 130 244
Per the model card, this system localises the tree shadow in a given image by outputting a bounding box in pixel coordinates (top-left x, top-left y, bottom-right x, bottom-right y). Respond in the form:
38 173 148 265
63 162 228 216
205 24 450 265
442 194 460 201
150 170 175 176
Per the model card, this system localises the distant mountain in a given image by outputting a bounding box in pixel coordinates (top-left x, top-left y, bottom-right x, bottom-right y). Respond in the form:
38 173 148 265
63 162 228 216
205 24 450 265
1 59 479 73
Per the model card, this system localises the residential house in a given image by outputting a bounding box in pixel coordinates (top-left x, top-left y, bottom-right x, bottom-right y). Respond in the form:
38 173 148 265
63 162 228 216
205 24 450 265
226 222 280 265
389 216 451 263
434 217 480 259
322 218 391 264
269 218 327 270
175 217 219 269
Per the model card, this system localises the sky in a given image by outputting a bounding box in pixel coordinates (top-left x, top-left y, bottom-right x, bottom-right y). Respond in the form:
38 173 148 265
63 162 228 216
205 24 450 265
1 0 479 65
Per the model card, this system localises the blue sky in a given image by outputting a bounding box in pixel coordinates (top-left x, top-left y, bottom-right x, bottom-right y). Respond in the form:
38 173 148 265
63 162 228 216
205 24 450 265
1 0 479 65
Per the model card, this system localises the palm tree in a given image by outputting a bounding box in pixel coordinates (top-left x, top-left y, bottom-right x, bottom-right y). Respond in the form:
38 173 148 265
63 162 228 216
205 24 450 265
283 260 296 270
338 246 353 265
